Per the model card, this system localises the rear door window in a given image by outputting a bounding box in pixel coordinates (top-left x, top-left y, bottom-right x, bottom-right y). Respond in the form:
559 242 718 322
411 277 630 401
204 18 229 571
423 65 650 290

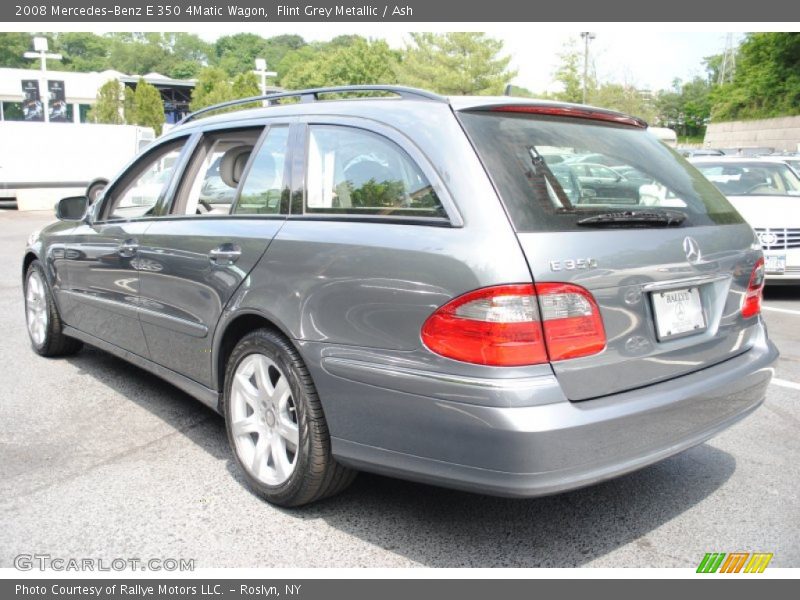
458 111 742 231
303 125 445 218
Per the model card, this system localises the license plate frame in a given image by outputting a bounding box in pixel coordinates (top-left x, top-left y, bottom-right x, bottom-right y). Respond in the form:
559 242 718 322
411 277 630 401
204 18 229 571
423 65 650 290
651 286 707 342
764 252 786 274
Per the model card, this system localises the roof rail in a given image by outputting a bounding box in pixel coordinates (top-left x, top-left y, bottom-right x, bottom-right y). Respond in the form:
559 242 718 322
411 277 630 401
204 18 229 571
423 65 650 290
176 85 447 126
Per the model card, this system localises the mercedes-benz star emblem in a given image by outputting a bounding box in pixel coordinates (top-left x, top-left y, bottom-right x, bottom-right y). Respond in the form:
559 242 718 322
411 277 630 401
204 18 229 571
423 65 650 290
683 236 702 264
759 232 778 246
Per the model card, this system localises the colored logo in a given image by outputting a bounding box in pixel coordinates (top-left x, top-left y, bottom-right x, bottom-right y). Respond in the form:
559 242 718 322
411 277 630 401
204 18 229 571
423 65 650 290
696 552 773 573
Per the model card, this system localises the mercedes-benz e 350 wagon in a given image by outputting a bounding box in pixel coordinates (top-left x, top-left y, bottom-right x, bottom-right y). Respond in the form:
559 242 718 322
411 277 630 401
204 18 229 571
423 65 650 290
23 86 778 506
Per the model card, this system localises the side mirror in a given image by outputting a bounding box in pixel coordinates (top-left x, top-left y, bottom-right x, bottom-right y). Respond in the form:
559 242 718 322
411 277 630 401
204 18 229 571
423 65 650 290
55 196 89 221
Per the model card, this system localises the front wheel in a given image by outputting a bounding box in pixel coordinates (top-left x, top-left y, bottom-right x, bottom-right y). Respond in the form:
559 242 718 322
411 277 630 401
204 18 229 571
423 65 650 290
223 329 355 506
24 260 83 357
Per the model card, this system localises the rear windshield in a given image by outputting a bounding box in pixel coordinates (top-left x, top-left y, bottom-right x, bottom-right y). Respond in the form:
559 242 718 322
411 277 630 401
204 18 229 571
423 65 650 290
693 161 800 197
458 111 743 232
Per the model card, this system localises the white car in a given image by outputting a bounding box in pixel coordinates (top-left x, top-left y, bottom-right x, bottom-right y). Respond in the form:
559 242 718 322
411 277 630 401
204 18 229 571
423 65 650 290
691 156 800 284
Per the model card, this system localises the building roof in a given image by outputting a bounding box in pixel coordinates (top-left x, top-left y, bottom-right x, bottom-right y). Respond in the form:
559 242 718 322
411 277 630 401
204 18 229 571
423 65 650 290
0 67 196 103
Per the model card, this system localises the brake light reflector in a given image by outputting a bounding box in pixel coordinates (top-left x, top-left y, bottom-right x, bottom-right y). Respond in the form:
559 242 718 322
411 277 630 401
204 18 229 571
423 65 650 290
742 257 765 319
421 283 606 366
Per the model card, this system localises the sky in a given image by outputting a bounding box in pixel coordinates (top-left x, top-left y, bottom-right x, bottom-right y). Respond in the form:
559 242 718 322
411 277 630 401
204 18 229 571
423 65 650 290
196 27 743 94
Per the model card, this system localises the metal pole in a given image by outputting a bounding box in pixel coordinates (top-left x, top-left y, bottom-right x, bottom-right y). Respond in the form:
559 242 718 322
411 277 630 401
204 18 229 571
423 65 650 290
581 33 590 105
40 49 49 123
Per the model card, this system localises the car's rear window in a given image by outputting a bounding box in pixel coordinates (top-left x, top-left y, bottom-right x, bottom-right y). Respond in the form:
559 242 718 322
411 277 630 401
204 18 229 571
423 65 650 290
458 111 743 232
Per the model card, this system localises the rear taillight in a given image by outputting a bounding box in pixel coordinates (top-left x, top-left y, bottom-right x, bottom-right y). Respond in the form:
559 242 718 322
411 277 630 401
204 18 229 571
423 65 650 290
742 257 765 319
421 283 606 366
536 283 607 361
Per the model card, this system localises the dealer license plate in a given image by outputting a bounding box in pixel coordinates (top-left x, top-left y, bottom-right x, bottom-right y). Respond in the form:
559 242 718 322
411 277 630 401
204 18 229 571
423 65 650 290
765 253 786 274
651 287 706 341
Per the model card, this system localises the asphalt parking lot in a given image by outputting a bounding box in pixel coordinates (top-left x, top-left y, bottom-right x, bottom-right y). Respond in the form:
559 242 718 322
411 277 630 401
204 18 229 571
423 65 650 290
1 209 798 569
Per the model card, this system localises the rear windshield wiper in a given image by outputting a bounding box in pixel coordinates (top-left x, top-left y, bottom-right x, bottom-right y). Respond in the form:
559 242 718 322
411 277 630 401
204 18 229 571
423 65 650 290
576 210 686 228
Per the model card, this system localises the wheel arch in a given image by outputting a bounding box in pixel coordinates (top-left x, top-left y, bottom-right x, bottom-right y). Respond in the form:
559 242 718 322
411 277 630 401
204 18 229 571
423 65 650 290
22 251 39 284
213 310 297 393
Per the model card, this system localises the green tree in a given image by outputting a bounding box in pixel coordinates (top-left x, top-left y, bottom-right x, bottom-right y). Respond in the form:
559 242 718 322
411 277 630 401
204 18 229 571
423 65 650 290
281 38 398 90
53 32 110 71
231 72 262 109
213 33 305 78
590 83 656 122
0 33 36 68
89 79 124 124
189 66 232 110
132 78 165 135
105 32 211 78
552 40 586 103
123 86 137 124
397 32 516 95
711 33 800 120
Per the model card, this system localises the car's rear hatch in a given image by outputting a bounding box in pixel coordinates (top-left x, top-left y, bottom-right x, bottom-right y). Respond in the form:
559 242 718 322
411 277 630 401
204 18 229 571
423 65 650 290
456 101 764 401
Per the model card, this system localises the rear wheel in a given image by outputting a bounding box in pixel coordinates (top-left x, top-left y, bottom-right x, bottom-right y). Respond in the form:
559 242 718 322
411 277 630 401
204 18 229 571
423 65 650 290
223 329 355 506
24 261 83 357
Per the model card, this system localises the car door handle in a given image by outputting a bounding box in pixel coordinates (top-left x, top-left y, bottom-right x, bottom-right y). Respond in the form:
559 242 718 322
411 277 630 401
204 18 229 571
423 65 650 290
118 239 139 258
209 244 241 265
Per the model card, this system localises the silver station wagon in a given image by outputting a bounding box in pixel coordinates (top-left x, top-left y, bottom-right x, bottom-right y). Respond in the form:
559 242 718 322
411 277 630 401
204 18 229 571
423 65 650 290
23 86 778 506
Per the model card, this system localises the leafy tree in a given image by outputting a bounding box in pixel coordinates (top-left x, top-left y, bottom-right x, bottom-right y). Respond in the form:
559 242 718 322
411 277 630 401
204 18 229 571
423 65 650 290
591 83 656 122
214 33 305 79
552 40 585 103
0 33 37 68
89 79 124 124
123 86 137 124
132 78 165 135
276 46 319 85
711 33 800 120
397 32 516 95
231 72 262 109
105 32 211 78
232 71 260 97
189 66 232 110
281 38 398 90
214 33 272 77
53 32 110 72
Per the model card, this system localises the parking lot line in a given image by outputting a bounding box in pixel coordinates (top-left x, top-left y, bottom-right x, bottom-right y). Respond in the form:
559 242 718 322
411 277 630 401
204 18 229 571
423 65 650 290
762 305 800 316
772 378 800 391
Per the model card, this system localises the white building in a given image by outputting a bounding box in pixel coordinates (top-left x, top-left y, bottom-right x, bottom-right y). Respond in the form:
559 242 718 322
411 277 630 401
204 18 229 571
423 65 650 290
0 67 197 124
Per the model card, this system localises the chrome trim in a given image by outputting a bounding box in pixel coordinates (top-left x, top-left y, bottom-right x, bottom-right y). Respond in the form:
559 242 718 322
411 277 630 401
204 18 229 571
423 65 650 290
642 273 730 292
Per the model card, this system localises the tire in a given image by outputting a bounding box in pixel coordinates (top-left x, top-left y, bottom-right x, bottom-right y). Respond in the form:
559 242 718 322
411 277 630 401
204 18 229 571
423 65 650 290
85 178 108 204
223 328 356 507
24 260 83 357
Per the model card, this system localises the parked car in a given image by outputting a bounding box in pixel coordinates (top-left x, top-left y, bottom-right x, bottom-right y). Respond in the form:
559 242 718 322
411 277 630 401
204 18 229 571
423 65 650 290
760 152 800 177
23 86 778 507
691 156 800 284
678 148 725 158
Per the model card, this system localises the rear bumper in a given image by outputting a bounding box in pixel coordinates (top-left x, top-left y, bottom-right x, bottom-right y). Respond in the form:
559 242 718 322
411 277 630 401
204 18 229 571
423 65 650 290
309 327 778 498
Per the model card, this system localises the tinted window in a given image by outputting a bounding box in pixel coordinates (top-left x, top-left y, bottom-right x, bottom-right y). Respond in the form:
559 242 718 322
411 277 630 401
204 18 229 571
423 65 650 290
459 111 742 232
233 126 290 215
304 125 445 218
105 138 186 220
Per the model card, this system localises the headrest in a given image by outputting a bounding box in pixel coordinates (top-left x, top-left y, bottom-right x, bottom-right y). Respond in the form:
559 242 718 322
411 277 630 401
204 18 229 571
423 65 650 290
219 145 253 188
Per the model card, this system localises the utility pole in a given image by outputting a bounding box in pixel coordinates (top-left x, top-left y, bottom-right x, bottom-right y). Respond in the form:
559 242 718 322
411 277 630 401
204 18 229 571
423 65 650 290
253 58 277 105
580 32 595 105
23 36 62 123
